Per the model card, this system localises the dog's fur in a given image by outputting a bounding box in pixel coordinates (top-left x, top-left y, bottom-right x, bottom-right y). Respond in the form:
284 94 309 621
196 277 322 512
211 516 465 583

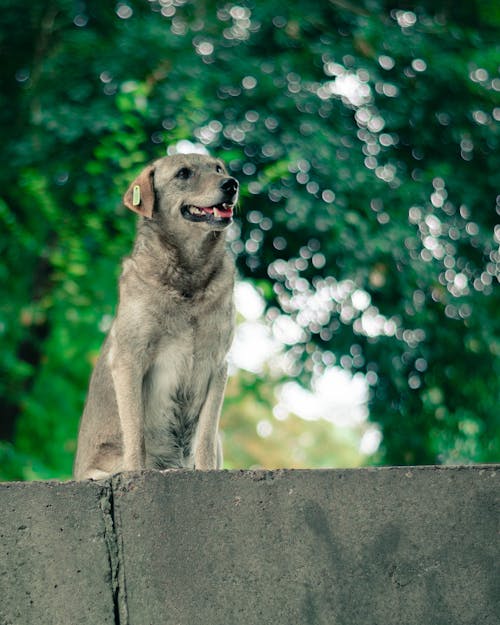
73 153 238 480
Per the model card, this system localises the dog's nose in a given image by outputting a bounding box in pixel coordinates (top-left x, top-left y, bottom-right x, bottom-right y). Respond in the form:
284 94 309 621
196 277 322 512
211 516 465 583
220 177 239 196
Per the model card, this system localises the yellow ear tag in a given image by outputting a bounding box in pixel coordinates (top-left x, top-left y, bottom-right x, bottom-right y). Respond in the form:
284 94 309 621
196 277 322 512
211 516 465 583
132 185 141 206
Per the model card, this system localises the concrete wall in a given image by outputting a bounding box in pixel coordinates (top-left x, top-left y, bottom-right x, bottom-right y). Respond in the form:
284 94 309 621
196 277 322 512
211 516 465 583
0 466 498 625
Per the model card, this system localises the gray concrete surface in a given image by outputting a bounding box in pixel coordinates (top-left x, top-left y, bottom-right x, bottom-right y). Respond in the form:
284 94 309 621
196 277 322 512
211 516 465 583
0 479 116 625
0 467 498 625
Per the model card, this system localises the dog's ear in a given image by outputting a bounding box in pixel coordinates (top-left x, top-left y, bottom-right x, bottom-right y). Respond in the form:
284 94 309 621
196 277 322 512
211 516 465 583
123 165 155 219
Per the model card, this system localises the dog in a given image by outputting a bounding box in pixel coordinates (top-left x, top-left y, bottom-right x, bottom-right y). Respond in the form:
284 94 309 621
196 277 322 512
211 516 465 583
73 153 238 480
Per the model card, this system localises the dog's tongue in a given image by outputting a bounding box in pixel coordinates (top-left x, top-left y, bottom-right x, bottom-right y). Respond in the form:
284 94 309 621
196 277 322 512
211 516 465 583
201 205 233 218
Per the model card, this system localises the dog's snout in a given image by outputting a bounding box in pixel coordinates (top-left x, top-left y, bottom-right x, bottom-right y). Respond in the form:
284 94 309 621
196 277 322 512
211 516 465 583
220 177 239 197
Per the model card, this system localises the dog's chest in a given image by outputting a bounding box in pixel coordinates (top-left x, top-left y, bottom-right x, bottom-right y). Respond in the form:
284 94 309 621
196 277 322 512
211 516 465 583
144 334 209 422
142 308 231 465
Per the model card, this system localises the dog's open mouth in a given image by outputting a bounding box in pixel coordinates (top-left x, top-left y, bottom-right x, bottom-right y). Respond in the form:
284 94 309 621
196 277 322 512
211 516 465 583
181 203 234 224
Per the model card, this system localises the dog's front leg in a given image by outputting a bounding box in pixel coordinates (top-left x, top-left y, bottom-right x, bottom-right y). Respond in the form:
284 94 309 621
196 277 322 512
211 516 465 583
194 365 228 470
110 357 146 471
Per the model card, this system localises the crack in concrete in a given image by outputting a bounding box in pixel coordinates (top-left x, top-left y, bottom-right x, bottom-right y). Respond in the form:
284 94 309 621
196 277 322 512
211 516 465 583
99 481 128 625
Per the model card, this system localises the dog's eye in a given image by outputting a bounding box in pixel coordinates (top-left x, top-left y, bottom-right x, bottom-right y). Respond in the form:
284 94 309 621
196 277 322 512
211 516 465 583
176 167 192 180
216 165 224 174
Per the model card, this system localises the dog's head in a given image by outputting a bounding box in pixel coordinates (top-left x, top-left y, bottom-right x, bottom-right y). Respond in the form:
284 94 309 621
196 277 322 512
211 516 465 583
123 154 239 232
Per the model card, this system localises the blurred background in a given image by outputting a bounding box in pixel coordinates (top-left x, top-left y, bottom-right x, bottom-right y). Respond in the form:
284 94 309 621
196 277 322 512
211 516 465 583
0 0 498 480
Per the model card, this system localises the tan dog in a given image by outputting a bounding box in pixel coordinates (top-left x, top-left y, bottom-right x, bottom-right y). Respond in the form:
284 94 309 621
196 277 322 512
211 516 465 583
74 154 238 480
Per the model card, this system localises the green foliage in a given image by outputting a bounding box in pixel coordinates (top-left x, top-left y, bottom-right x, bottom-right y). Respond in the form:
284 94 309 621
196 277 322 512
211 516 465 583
0 0 498 479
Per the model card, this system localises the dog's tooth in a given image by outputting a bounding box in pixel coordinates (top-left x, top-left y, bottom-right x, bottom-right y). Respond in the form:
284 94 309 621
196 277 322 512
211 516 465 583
213 207 221 218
